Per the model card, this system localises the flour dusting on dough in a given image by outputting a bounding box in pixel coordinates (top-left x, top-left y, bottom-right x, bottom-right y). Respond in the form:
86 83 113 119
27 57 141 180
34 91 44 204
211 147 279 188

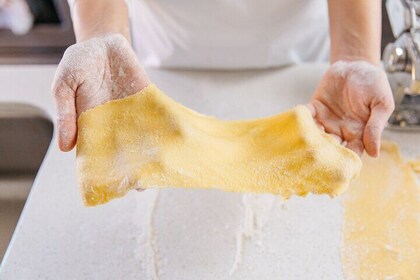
408 159 420 173
76 84 362 207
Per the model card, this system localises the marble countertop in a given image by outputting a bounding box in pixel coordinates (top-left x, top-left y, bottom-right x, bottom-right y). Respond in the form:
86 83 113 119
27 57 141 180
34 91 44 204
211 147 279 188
0 64 419 280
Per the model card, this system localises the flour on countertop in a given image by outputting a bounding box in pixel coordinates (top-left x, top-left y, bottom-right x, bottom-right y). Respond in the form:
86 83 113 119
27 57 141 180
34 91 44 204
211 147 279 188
230 194 278 275
341 141 420 279
134 189 162 280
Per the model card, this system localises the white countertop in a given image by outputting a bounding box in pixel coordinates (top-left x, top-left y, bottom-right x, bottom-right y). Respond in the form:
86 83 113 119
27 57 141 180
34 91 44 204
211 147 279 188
0 64 419 280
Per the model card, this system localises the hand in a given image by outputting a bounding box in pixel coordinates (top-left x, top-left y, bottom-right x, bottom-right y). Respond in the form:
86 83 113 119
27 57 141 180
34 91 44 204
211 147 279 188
307 61 394 157
52 33 151 152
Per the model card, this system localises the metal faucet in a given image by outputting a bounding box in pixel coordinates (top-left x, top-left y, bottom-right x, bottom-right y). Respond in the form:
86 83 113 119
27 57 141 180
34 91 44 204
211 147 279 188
383 0 420 129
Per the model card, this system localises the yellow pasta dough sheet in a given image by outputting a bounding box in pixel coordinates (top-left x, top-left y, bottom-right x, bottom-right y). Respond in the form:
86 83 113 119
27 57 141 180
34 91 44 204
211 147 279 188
76 84 361 206
342 141 420 279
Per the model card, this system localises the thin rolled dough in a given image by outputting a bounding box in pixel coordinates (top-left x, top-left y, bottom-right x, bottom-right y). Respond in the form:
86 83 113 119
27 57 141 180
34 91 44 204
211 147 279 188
76 84 361 206
342 141 420 279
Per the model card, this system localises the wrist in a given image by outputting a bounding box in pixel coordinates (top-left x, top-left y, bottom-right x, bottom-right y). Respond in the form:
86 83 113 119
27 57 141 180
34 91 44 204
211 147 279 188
77 29 130 44
71 0 131 43
330 28 381 66
328 60 383 89
331 53 381 67
330 41 381 66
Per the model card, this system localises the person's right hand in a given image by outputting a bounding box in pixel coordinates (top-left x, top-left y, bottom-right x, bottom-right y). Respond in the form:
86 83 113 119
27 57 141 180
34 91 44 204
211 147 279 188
52 33 151 152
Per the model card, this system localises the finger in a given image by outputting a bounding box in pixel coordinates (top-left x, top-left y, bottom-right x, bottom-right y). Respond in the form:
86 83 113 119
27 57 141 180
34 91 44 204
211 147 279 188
306 103 326 132
310 100 343 138
329 133 343 144
346 139 364 156
363 105 393 157
312 118 325 131
305 103 316 117
52 79 77 152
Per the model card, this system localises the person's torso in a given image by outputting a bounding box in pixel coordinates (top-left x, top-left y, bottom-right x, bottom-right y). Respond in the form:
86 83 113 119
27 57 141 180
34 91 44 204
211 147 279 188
128 0 329 69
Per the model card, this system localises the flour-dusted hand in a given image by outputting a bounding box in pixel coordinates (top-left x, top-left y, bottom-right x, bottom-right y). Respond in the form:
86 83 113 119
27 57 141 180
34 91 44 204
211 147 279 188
307 61 394 157
51 33 151 151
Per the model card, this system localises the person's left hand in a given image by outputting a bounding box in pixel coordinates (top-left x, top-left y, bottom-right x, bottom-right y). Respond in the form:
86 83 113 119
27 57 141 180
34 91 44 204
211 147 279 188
307 60 394 157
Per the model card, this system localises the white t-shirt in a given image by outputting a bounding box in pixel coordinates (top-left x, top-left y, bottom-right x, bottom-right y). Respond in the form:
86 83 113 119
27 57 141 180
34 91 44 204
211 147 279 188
128 0 329 69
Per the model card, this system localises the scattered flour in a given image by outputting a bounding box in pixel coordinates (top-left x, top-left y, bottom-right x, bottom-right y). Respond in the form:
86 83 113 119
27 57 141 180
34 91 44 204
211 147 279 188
134 190 162 280
229 194 278 275
148 190 161 280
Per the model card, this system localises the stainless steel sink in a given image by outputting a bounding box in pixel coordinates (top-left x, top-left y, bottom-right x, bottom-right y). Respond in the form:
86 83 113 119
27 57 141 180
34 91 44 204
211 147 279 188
0 103 53 264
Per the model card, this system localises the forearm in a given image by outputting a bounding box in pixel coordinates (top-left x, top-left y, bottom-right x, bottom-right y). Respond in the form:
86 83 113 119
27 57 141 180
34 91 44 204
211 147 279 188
69 0 130 42
328 0 382 65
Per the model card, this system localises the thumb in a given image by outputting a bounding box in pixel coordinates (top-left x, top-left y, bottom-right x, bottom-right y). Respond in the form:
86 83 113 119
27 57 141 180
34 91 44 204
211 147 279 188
363 104 391 157
51 78 77 152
